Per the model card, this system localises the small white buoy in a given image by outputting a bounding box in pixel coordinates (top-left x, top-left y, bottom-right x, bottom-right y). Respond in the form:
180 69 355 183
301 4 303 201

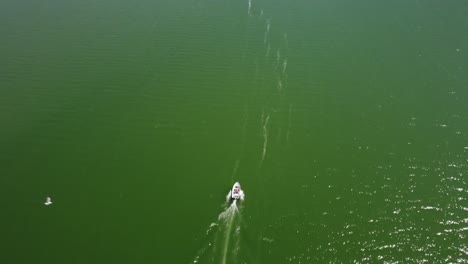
44 197 52 206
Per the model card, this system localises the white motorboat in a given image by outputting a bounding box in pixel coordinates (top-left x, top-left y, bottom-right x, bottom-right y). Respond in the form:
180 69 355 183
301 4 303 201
227 182 245 201
44 197 52 206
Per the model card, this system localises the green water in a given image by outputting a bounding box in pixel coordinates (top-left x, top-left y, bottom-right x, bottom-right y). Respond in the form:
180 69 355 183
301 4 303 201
1 0 467 263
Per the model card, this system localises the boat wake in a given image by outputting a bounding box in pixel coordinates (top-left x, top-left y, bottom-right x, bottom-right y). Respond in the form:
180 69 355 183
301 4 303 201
192 193 244 264
219 199 239 222
219 200 241 264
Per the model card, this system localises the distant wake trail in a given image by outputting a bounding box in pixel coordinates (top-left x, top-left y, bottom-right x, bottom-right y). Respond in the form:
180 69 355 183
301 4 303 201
260 113 270 167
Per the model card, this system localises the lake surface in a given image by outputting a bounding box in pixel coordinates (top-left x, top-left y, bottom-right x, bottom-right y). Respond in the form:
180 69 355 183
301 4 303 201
1 0 467 263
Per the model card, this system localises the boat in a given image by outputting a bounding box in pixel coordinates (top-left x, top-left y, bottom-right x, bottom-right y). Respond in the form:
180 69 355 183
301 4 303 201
44 197 52 206
227 182 245 201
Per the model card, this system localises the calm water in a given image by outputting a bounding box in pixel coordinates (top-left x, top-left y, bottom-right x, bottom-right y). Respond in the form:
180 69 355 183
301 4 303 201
1 0 467 263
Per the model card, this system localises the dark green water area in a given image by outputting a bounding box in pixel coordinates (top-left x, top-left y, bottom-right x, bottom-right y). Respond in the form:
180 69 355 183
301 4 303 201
1 0 467 263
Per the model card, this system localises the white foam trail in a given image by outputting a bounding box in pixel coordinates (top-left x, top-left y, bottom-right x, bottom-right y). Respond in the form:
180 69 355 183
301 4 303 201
194 190 245 263
265 43 271 57
222 214 234 264
219 200 237 220
264 20 271 44
282 58 288 73
260 113 270 166
219 200 239 264
277 78 283 92
248 0 252 16
219 200 238 221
